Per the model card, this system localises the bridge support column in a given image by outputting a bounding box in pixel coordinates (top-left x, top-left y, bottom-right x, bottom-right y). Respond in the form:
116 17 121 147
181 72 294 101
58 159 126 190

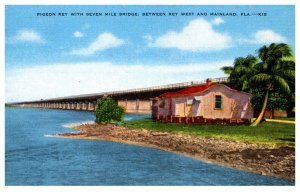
76 102 81 110
65 103 68 109
136 99 139 113
73 103 77 110
66 103 71 110
87 102 94 111
62 103 67 109
93 101 97 110
82 102 88 110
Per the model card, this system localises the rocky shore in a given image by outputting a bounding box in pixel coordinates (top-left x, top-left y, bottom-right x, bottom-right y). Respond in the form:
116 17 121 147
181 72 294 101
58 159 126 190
52 123 295 180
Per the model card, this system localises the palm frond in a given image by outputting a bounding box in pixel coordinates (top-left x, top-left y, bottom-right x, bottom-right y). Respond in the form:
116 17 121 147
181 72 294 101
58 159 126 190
258 45 268 61
221 66 233 74
273 43 294 58
245 55 258 67
249 73 272 86
273 75 291 94
280 60 295 70
278 70 295 82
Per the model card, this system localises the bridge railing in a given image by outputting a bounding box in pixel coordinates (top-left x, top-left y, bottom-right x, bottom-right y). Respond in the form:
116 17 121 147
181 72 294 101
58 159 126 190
104 77 228 94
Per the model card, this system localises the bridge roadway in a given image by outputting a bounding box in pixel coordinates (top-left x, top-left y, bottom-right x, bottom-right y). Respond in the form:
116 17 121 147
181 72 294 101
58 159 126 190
10 77 228 114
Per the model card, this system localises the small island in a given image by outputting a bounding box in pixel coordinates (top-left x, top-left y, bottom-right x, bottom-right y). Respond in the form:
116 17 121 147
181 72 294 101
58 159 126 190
52 119 294 180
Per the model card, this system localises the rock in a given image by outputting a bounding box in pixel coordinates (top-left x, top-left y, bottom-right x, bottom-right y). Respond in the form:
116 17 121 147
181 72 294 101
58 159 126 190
224 156 230 162
152 132 169 136
261 172 267 176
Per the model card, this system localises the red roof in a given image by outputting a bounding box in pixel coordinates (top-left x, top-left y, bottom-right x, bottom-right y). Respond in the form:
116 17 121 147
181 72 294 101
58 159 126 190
160 83 213 97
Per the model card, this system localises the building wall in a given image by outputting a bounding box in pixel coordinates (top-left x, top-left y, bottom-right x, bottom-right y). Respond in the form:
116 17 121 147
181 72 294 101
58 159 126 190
156 98 170 116
264 110 288 118
199 85 253 119
154 84 253 120
118 99 152 114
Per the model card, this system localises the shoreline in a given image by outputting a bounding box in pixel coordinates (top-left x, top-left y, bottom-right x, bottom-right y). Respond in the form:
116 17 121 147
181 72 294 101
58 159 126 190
51 122 295 181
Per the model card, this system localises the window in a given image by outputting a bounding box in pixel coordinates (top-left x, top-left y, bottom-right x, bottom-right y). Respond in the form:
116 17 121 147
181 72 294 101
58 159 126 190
215 95 222 109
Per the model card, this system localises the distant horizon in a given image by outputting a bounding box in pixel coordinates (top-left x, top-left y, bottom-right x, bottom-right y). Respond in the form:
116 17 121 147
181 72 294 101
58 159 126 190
5 5 295 102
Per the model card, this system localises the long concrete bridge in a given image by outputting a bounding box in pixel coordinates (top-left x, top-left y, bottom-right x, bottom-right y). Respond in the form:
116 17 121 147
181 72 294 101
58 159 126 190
10 77 228 114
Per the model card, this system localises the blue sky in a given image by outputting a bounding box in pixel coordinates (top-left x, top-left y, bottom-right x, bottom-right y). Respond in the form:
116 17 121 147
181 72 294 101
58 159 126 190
5 5 295 102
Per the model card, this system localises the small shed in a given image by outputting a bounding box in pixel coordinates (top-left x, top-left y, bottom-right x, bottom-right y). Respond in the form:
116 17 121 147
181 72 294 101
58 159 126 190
152 80 253 124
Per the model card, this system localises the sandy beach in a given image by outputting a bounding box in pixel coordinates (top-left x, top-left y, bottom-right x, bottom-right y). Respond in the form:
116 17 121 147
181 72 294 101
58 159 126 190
51 122 295 180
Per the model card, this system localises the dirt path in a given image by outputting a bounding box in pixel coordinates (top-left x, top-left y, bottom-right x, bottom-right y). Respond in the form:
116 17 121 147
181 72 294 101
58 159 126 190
265 119 295 124
52 123 295 180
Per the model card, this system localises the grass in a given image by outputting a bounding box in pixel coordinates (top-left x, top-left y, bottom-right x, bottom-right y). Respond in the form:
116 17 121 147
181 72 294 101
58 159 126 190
272 117 295 121
123 119 295 147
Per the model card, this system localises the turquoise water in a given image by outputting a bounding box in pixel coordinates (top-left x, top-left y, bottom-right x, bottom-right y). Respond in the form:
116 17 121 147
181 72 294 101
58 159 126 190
5 107 294 186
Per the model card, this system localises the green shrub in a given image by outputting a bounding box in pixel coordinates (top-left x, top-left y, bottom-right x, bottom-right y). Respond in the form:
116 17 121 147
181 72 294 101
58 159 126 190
94 97 124 123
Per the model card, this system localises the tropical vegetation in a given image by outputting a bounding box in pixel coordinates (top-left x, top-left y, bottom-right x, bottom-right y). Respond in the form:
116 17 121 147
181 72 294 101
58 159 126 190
222 43 295 126
95 97 124 123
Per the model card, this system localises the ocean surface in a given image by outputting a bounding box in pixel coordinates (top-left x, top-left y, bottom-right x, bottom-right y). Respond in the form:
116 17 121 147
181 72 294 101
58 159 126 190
5 107 294 186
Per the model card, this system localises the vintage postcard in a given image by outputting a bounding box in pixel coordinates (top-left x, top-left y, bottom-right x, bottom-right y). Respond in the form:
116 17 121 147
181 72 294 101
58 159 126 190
3 2 296 190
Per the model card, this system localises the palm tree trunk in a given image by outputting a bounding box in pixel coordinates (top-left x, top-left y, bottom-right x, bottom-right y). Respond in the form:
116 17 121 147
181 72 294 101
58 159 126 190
251 91 269 126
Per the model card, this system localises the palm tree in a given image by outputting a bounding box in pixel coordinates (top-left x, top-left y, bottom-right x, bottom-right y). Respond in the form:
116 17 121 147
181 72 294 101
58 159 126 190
222 43 295 126
249 43 295 126
222 55 258 92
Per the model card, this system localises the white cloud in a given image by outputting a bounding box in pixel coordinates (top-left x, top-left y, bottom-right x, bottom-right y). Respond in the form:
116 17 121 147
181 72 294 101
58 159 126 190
211 17 225 25
5 60 231 102
73 31 84 38
148 18 232 52
9 29 44 43
241 29 287 45
69 32 124 56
